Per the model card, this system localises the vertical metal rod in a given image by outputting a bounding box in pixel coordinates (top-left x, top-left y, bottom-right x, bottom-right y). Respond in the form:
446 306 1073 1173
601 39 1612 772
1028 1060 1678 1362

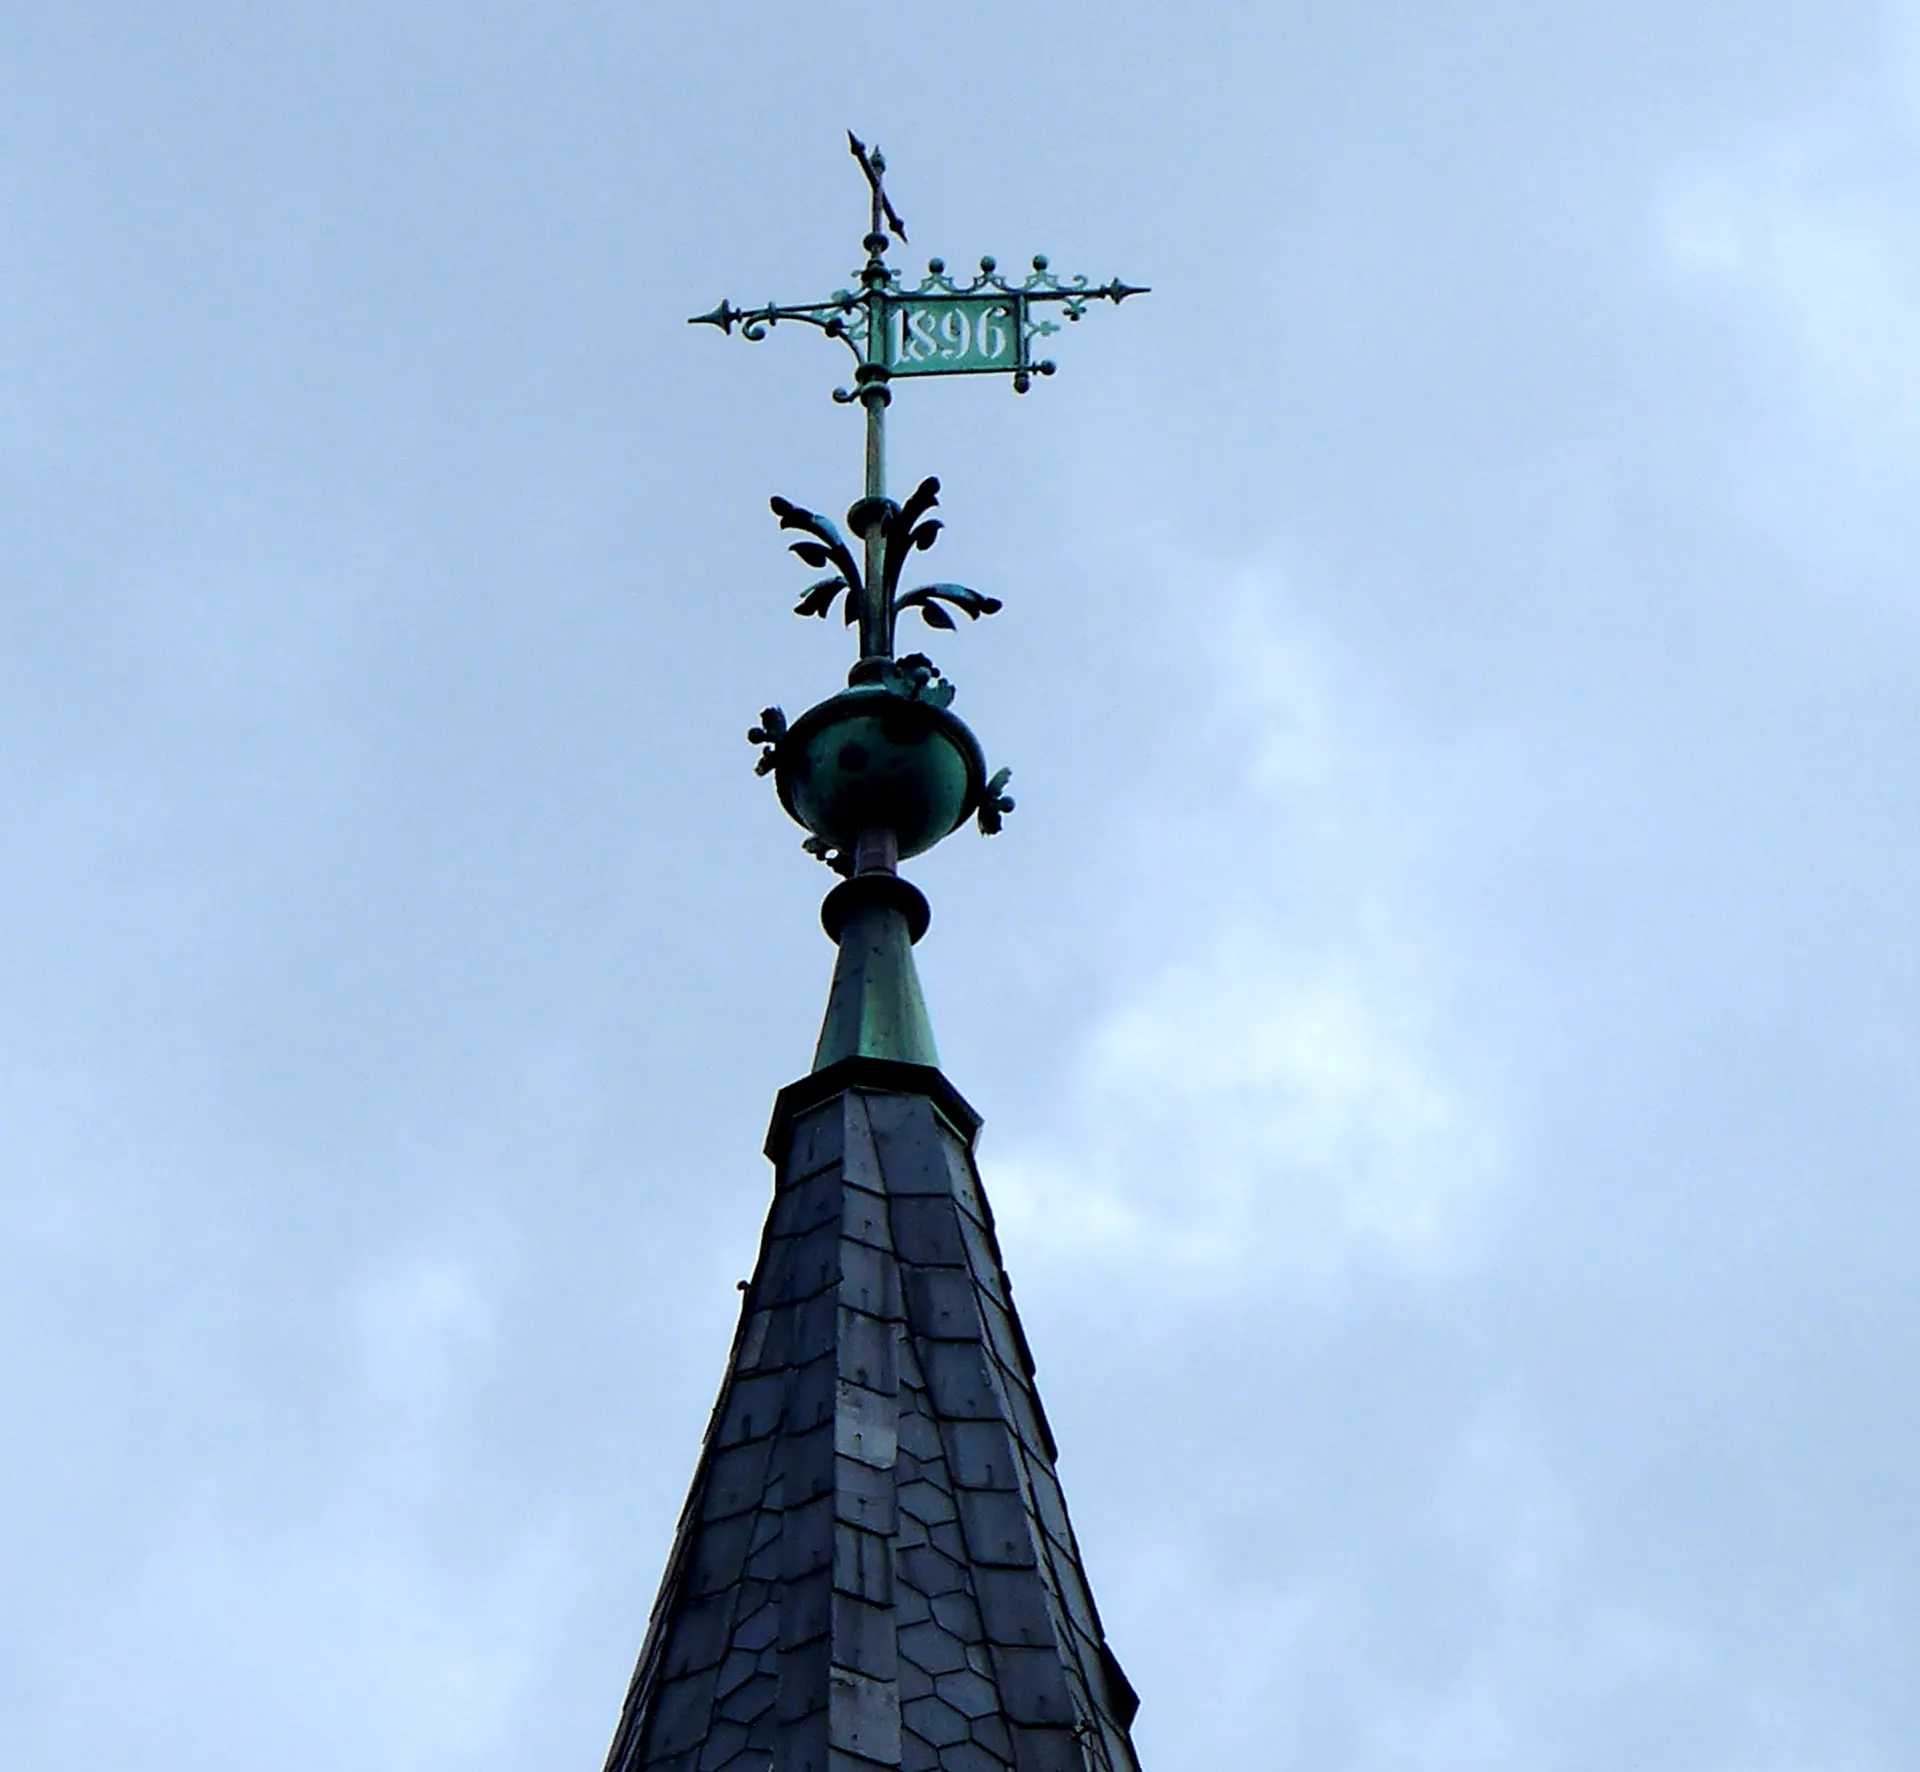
864 380 885 505
862 385 887 657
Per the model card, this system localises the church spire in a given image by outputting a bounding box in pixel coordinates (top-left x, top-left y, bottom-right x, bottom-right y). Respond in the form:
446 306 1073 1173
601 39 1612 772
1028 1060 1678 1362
601 139 1145 1772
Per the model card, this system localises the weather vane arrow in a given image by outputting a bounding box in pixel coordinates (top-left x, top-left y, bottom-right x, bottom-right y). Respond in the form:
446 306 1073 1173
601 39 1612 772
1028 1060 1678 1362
696 134 1144 883
847 131 907 242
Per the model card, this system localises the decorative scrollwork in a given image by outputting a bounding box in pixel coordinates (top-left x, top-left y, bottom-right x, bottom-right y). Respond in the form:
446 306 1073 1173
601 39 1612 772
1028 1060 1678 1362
894 253 1147 312
694 259 1143 394
689 140 1145 407
690 294 867 359
769 477 1001 644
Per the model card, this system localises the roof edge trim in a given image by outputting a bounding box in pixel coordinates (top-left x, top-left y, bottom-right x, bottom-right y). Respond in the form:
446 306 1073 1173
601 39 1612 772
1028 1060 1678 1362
764 1054 983 1159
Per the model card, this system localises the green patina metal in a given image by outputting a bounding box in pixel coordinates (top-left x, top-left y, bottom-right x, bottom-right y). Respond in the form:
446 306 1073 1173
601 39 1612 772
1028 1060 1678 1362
775 674 986 863
810 873 940 1068
688 136 1145 403
689 132 1144 668
696 135 1138 1067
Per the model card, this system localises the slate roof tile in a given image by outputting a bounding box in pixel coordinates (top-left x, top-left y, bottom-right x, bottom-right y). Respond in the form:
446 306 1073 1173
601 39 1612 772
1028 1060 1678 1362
716 1374 788 1450
973 1567 1051 1649
897 1478 955 1526
648 1670 720 1757
835 1240 897 1319
830 1594 898 1681
775 1169 842 1239
863 1098 950 1194
927 1517 969 1565
905 1266 982 1341
831 1523 891 1605
930 1588 985 1644
787 1353 836 1429
902 1693 969 1749
834 1452 895 1532
944 1420 1018 1491
958 1489 1040 1569
715 1649 758 1701
689 1512 756 1595
663 1595 733 1678
895 1400 943 1464
783 1104 844 1179
777 1496 834 1581
894 1580 930 1629
937 1667 999 1719
718 1671 777 1726
969 1710 1014 1759
833 1386 897 1471
773 1421 834 1502
744 1531 783 1585
898 1618 969 1677
842 1189 890 1250
777 1567 831 1649
898 1543 965 1598
923 1340 1000 1419
774 1638 829 1722
696 1720 750 1769
835 1308 897 1393
891 1195 969 1267
828 1667 901 1762
733 1597 778 1654
704 1440 776 1522
990 1647 1077 1726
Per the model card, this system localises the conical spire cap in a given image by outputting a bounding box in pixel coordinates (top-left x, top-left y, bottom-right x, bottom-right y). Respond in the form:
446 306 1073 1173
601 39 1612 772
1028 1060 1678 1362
813 872 938 1072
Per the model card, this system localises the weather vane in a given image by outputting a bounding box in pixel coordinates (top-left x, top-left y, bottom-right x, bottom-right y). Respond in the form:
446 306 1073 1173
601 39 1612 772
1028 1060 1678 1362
693 135 1144 884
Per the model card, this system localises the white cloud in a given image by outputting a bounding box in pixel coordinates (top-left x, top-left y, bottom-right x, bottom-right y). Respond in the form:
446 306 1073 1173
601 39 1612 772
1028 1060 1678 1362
991 936 1499 1285
1657 126 1920 462
986 552 1508 1292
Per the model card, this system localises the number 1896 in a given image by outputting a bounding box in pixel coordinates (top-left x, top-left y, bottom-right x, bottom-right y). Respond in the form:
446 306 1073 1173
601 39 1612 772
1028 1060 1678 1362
886 299 1018 372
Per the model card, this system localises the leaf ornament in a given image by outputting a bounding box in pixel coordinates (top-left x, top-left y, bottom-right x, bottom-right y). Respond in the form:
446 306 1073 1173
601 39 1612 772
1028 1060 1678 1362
771 479 1002 641
895 583 1004 629
879 476 945 601
746 705 787 777
793 575 850 620
770 495 864 622
889 654 956 708
977 766 1015 835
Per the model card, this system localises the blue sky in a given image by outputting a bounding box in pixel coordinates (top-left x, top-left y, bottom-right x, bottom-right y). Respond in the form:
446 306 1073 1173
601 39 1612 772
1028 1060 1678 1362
3 3 1918 1767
